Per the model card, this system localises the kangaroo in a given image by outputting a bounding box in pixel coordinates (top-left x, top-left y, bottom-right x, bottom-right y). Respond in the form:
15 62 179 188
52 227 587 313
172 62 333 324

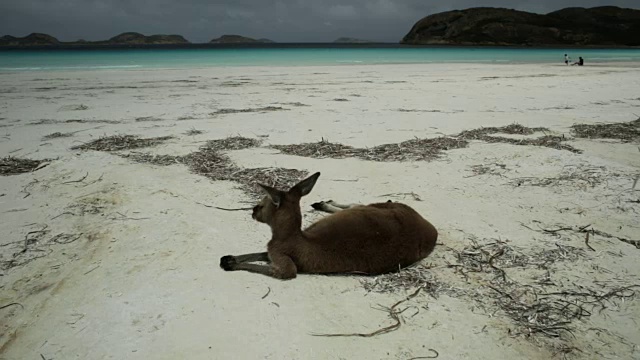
219 172 438 280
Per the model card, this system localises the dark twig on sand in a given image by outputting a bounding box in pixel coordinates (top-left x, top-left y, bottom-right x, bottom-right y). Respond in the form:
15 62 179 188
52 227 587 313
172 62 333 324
311 287 423 337
585 233 595 251
51 233 83 245
262 287 271 299
379 192 422 201
62 172 89 184
193 200 253 211
0 302 24 310
527 223 640 250
23 225 49 252
110 212 149 221
408 349 440 359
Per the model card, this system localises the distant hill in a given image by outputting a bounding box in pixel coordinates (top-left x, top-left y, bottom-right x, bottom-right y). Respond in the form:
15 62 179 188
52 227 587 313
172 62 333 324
0 33 60 46
0 32 190 47
333 37 373 43
210 35 275 44
103 32 190 45
401 6 640 46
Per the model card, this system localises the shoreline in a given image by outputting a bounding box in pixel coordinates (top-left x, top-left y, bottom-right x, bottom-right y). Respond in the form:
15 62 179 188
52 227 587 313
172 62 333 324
3 60 640 74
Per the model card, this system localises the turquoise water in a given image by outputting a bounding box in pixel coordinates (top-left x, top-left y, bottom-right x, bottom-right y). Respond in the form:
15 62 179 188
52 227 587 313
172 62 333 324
1 47 639 71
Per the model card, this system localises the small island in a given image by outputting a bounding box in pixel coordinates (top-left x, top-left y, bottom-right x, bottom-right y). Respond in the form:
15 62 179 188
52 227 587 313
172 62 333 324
209 35 275 44
333 37 373 44
100 32 190 45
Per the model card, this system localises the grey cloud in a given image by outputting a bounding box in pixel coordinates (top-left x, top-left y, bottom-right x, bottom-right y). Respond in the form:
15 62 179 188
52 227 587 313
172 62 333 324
1 0 638 43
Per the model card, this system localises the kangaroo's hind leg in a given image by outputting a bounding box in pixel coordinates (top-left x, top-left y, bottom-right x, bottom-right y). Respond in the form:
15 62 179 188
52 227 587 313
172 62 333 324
310 200 362 213
220 252 270 271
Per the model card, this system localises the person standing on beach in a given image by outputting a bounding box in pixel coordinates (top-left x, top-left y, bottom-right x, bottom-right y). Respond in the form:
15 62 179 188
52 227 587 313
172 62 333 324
564 54 570 65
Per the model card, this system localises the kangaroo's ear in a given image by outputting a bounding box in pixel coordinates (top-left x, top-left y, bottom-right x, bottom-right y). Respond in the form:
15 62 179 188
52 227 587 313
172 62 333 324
257 183 283 207
290 172 321 197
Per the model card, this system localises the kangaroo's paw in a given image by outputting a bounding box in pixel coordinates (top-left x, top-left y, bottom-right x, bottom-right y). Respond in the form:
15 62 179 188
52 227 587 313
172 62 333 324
220 255 237 271
310 201 326 210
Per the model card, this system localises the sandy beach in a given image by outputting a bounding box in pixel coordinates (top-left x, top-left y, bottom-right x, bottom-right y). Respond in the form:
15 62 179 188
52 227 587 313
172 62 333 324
1 62 640 359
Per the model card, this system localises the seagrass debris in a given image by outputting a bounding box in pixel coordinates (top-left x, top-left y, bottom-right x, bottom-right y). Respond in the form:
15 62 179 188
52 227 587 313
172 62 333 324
1 157 50 176
1 226 84 271
184 128 204 135
271 123 585 161
510 165 621 188
571 117 640 142
456 124 581 153
118 136 305 199
271 137 469 162
181 138 307 198
70 135 174 151
359 237 636 344
210 106 288 116
457 124 549 139
42 132 73 140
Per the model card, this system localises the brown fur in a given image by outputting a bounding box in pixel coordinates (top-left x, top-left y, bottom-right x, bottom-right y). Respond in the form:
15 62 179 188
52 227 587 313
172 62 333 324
219 172 438 280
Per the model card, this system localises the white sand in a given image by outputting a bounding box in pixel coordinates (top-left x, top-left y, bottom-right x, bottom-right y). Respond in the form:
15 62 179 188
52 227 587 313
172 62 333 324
1 63 639 359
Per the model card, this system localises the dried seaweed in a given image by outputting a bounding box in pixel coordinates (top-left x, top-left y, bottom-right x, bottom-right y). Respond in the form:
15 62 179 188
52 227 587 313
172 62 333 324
270 140 361 159
360 264 449 298
359 237 632 347
467 163 507 177
271 137 468 162
523 223 640 250
205 136 262 151
458 124 549 139
1 157 49 176
181 144 235 180
70 135 173 151
137 136 305 199
210 106 288 116
448 239 634 340
230 167 310 199
65 119 121 124
135 116 163 122
42 132 73 140
1 227 84 270
511 165 620 188
278 102 310 107
311 287 423 338
481 135 581 153
456 124 581 153
30 119 120 125
571 118 640 142
59 104 88 111
121 153 183 166
184 128 203 136
361 137 469 161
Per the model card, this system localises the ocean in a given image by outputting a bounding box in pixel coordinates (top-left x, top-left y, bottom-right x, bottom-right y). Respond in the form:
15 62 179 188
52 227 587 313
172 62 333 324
1 45 639 71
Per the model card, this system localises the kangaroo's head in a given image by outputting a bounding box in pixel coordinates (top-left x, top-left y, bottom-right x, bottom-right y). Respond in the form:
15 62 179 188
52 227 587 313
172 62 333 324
252 172 321 228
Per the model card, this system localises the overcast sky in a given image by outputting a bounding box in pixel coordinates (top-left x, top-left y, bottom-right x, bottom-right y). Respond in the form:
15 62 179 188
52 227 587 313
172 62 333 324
1 0 639 43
